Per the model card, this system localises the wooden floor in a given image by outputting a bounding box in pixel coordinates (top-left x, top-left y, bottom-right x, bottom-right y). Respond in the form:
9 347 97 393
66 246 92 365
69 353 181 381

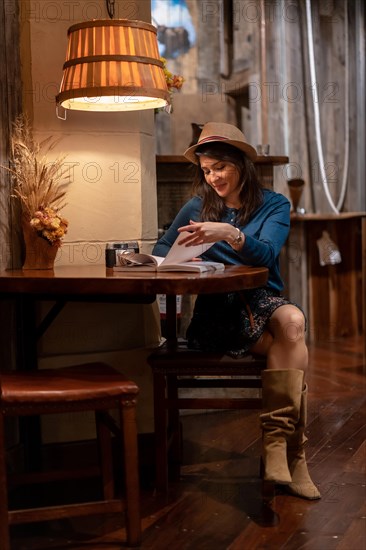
10 336 366 550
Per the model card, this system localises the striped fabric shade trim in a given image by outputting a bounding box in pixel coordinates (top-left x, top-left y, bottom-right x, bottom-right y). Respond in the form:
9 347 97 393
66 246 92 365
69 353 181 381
56 19 170 112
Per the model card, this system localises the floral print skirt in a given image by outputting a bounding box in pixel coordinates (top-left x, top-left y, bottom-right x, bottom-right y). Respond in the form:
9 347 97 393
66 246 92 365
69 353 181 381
186 287 305 358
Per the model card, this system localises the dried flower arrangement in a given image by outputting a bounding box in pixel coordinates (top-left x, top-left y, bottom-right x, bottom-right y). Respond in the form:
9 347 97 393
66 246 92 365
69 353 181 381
2 115 70 247
161 57 184 94
159 57 184 112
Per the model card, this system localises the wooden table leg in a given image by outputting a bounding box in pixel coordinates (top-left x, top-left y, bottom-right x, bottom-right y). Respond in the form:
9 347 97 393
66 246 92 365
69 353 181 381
165 294 178 346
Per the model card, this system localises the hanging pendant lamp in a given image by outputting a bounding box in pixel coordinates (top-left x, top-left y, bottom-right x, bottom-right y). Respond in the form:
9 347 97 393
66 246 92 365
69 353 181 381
56 19 170 112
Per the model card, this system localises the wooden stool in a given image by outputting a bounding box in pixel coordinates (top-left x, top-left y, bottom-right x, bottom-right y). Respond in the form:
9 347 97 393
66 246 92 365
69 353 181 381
148 342 266 493
0 362 141 549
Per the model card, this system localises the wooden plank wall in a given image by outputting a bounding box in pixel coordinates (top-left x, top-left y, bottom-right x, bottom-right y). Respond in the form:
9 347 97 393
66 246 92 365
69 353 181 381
0 1 22 378
253 0 364 213
286 213 365 346
0 0 22 271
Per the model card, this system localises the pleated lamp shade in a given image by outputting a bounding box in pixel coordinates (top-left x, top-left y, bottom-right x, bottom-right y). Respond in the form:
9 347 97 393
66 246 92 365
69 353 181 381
56 19 170 112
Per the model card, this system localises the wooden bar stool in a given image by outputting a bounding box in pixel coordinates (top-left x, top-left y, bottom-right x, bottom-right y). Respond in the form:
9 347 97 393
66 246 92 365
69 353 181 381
148 341 267 493
0 362 141 549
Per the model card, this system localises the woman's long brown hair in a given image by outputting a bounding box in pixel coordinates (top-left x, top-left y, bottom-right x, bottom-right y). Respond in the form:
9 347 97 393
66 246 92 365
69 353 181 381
191 142 263 225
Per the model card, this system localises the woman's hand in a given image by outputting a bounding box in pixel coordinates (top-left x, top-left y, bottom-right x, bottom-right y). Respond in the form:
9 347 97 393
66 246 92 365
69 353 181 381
178 220 243 248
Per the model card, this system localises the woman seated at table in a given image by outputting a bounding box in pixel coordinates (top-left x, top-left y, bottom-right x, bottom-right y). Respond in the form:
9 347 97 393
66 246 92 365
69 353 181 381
153 122 320 500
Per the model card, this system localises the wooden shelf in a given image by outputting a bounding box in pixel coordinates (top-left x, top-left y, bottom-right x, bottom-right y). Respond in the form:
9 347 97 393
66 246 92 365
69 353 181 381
156 155 289 191
156 155 289 165
291 212 366 221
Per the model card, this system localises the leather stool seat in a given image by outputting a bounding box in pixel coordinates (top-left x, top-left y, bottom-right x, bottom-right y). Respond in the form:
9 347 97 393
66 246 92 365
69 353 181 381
0 362 141 549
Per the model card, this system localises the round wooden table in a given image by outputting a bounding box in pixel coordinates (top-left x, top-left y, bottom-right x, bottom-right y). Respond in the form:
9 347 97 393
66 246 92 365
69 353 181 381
0 264 269 343
0 263 268 295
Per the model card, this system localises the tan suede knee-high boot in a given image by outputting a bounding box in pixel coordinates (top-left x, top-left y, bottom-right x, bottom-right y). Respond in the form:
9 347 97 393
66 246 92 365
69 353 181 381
260 369 304 484
286 384 321 499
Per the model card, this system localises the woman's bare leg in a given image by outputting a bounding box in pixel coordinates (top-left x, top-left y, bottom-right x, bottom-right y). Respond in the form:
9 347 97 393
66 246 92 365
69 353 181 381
250 305 320 498
250 304 308 373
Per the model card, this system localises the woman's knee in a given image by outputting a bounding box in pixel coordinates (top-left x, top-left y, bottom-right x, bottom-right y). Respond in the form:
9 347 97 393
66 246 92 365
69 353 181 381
270 305 306 343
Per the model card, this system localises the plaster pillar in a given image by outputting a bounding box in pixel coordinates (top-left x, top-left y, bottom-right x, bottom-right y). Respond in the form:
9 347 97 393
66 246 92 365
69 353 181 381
18 0 161 437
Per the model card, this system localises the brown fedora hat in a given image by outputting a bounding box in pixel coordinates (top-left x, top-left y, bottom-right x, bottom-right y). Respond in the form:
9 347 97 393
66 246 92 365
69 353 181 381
183 122 257 164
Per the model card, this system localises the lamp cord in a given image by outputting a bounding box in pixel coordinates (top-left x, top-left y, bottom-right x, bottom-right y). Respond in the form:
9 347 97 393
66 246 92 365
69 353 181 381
305 0 349 214
106 0 115 19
